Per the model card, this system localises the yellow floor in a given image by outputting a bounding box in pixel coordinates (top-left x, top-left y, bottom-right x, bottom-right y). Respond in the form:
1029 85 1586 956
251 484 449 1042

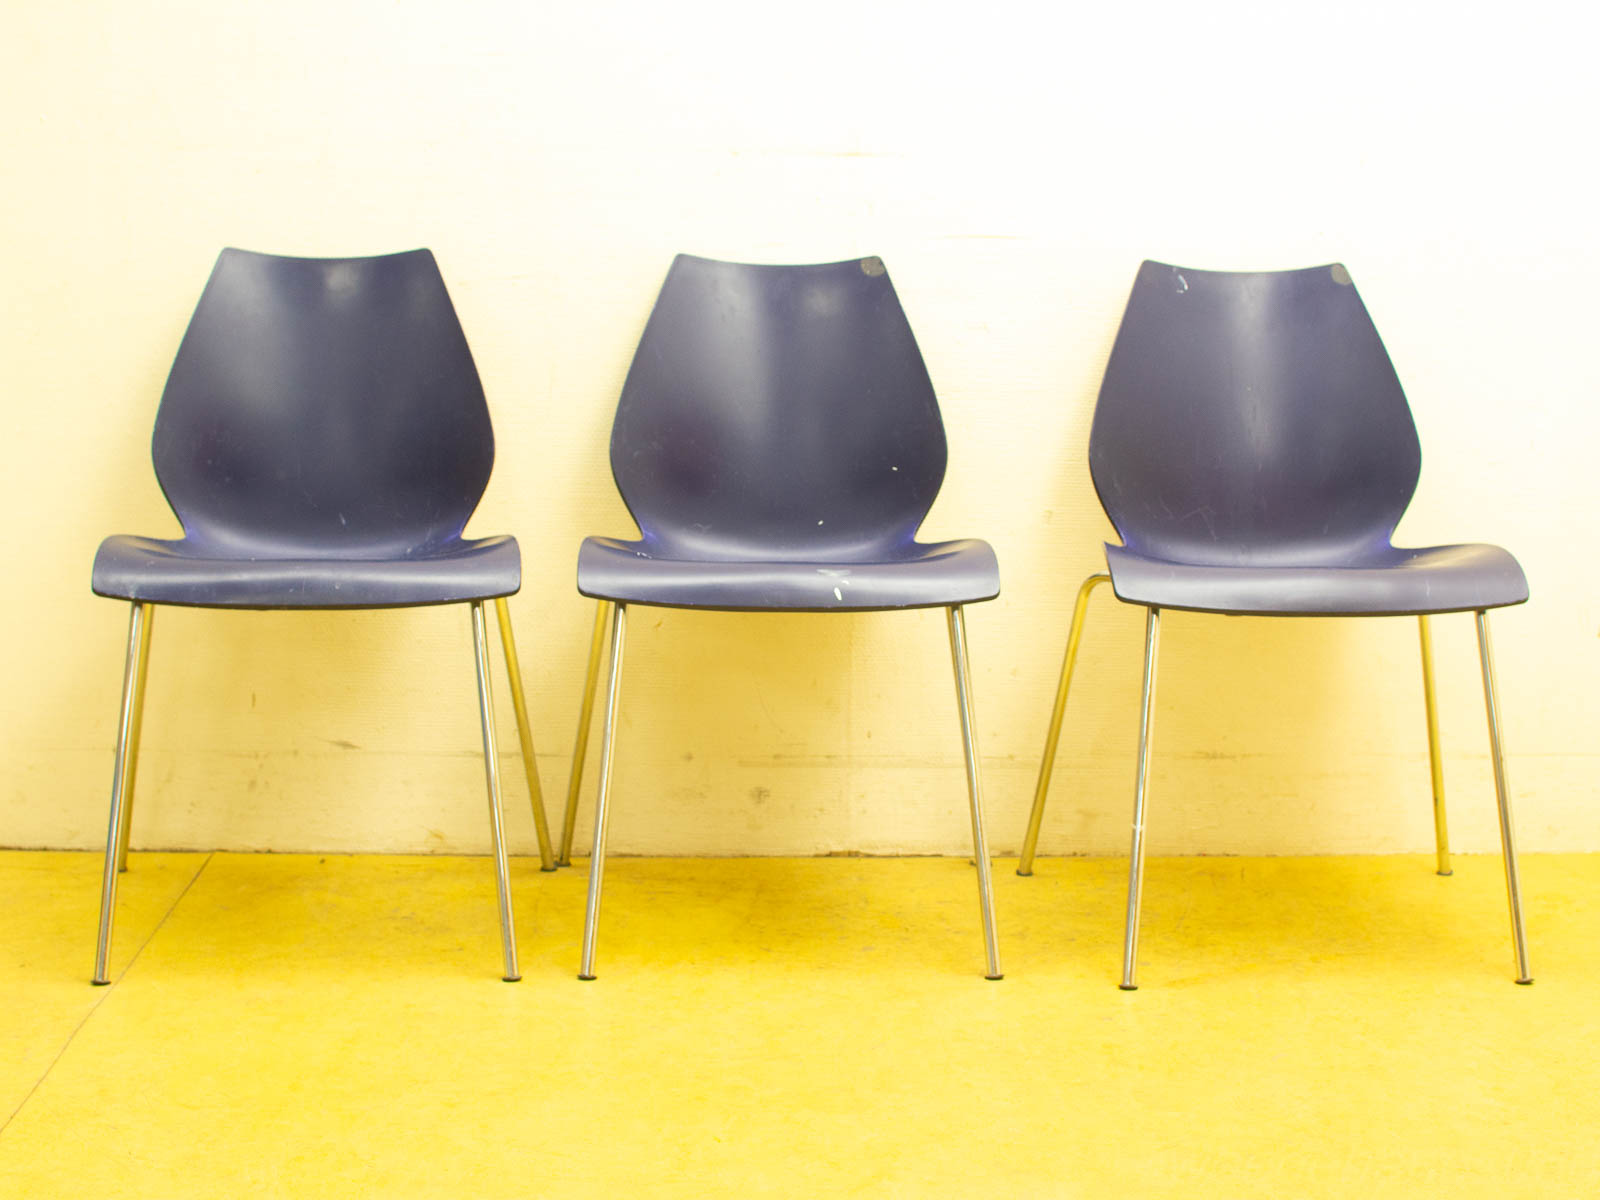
2 852 1597 1196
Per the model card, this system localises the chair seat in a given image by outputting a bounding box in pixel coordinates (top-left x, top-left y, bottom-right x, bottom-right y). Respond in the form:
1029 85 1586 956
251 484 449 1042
577 536 1000 611
91 534 520 609
1104 541 1528 616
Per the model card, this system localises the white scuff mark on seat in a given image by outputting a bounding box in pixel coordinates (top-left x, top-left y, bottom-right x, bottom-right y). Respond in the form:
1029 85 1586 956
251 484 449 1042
817 519 824 525
816 568 852 578
338 512 347 525
833 587 843 601
891 466 899 471
1175 273 1188 293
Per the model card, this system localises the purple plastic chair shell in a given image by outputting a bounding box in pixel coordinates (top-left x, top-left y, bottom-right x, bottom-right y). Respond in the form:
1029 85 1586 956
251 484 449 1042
1089 261 1527 616
93 249 516 609
1021 260 1532 989
577 254 998 611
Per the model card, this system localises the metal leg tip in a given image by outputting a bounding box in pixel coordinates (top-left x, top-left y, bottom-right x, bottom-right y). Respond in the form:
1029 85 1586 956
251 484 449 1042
985 973 1004 982
1118 983 1138 991
1436 869 1453 877
502 974 522 983
539 864 558 873
1015 868 1033 877
91 978 111 987
1515 976 1534 986
555 857 571 868
578 973 597 982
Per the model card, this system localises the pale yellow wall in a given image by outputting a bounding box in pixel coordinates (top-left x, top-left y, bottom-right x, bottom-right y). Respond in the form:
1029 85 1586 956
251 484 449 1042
3 2 1595 859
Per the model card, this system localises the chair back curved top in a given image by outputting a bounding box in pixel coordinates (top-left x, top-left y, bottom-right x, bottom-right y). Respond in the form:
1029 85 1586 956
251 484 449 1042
1090 260 1421 568
151 248 494 559
608 254 948 562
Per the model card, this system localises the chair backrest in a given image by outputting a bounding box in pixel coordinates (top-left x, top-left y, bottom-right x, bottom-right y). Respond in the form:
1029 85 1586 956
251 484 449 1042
608 254 948 561
151 248 493 558
1090 260 1421 566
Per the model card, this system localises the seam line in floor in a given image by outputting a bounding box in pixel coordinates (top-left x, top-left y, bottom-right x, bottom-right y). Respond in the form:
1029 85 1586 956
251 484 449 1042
0 852 214 1136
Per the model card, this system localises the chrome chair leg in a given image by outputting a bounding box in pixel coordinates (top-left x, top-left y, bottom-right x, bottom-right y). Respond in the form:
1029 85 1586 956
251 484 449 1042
1120 606 1161 991
559 599 611 866
946 606 1003 980
579 602 627 980
94 601 154 984
1019 573 1110 876
493 597 555 871
1475 610 1532 984
471 602 520 982
1417 615 1451 875
115 606 155 874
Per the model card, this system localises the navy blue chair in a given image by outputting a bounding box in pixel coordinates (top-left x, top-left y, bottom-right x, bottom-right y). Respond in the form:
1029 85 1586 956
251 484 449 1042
90 248 554 983
1019 261 1531 988
559 254 1003 979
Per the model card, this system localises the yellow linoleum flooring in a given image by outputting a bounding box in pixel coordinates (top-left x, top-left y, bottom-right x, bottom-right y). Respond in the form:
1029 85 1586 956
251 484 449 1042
2 851 1596 1197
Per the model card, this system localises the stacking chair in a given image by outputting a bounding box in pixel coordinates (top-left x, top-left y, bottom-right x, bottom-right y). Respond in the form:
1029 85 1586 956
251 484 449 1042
1019 260 1531 988
90 248 553 983
559 253 1004 979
